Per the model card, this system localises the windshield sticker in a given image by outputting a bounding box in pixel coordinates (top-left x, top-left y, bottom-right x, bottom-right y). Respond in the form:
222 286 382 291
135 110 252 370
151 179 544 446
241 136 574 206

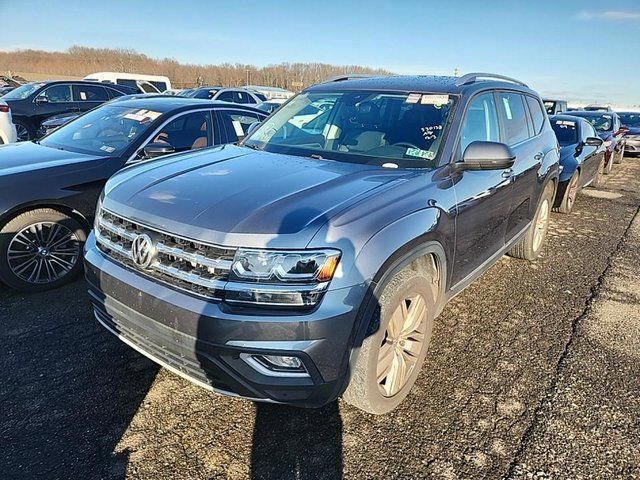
405 147 435 160
80 91 87 100
556 120 575 127
406 93 422 104
123 110 161 122
100 145 116 153
232 120 245 137
382 162 399 168
421 124 443 140
420 94 449 105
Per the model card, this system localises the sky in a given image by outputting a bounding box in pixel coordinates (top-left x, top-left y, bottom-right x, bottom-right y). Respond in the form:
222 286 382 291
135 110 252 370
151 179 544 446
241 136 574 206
0 0 639 106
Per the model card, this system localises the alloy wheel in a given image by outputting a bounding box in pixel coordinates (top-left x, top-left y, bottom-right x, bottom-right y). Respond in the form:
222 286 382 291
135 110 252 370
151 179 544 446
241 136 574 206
533 198 550 252
377 293 428 397
7 222 80 284
566 175 579 210
15 124 30 142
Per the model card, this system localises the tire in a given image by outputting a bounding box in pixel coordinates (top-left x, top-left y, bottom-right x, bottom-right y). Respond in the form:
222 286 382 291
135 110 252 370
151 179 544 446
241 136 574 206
508 182 554 261
343 264 436 414
553 172 579 214
614 145 625 164
0 208 87 292
591 157 605 188
13 119 35 142
604 152 614 175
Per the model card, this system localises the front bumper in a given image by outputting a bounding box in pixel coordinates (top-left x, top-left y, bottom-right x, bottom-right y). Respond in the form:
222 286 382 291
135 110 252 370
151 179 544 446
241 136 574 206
625 137 640 154
84 233 366 407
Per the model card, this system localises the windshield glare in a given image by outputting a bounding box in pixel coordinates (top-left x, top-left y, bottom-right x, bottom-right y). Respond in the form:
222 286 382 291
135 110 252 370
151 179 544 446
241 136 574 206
244 90 455 168
2 82 45 100
40 105 162 156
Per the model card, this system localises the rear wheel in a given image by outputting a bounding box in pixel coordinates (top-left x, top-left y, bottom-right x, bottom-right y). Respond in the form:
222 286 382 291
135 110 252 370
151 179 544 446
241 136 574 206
0 209 86 292
554 172 579 214
604 153 614 175
614 145 625 164
343 264 436 414
508 182 554 260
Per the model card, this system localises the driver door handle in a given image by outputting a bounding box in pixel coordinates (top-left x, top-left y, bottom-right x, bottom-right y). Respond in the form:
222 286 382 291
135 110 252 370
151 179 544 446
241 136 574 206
502 168 513 178
534 152 544 161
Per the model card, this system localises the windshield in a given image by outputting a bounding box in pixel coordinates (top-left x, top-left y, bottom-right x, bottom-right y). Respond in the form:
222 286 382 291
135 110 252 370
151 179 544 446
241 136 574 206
551 119 578 146
40 105 162 156
619 113 640 127
2 82 45 100
244 90 455 168
544 101 556 114
569 112 613 132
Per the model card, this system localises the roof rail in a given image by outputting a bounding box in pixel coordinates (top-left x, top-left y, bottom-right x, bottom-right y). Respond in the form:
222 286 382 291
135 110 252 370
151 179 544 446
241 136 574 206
323 74 373 83
455 72 528 88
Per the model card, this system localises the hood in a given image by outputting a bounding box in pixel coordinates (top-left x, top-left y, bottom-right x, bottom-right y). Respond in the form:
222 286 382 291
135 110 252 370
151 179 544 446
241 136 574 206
0 141 105 176
104 145 416 249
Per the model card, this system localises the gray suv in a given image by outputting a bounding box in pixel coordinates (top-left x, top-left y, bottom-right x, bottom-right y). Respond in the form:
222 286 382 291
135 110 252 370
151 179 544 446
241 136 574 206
85 73 559 414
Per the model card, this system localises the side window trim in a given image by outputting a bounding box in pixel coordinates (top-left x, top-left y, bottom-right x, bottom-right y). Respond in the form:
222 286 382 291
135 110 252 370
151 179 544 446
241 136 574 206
453 90 502 162
495 90 534 147
216 107 266 144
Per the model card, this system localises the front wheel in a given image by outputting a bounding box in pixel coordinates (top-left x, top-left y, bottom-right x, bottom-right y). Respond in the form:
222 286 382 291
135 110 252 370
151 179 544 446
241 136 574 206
604 153 614 175
0 208 86 292
508 182 554 260
343 265 436 414
554 172 579 214
614 145 625 164
13 119 35 142
591 157 605 188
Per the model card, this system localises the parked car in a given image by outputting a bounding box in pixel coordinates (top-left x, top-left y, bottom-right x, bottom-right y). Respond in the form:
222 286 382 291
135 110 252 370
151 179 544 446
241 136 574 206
0 86 16 96
179 86 265 104
85 73 560 414
256 98 286 113
3 81 138 141
245 85 295 100
568 110 627 166
0 100 18 144
549 115 605 213
84 72 171 92
543 99 568 115
0 97 267 291
617 111 640 156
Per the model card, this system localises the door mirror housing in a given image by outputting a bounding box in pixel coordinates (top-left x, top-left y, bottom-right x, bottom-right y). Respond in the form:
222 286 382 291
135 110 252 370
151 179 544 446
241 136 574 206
34 95 49 105
457 141 516 171
142 143 175 159
584 136 603 147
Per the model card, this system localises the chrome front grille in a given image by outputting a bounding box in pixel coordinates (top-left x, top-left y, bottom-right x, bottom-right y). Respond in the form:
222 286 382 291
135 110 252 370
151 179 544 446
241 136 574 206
95 209 236 298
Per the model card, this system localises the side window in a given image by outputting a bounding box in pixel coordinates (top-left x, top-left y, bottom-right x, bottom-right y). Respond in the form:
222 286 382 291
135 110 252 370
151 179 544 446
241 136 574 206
525 96 545 135
217 91 236 103
460 93 500 153
106 88 124 99
237 91 253 104
497 92 531 146
150 111 211 152
151 81 167 92
73 84 109 102
219 110 263 143
40 84 72 103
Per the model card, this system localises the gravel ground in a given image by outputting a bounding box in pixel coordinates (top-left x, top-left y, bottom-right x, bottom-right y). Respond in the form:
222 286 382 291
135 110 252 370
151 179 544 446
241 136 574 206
2 158 639 480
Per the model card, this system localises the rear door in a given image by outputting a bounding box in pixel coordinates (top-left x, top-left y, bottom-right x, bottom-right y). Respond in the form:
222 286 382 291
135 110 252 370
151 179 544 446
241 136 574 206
450 92 513 285
496 91 541 242
72 84 111 113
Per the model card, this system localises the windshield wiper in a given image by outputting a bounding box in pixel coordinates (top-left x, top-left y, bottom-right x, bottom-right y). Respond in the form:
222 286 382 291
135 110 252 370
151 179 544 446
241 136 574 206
242 143 262 151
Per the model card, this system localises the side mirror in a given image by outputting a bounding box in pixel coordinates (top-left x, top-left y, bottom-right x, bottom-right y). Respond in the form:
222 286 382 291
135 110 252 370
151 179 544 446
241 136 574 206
584 136 603 147
456 141 516 171
34 95 49 105
142 143 175 158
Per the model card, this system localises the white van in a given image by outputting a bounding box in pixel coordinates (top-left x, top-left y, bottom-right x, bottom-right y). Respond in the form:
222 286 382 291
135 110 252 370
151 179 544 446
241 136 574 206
84 72 171 93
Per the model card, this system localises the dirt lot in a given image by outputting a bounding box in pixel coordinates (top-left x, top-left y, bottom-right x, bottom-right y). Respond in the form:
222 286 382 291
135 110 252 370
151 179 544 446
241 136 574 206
2 159 639 480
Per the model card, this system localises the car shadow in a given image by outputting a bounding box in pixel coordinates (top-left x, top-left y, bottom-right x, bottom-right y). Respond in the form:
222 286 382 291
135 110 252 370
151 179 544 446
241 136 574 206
0 279 159 479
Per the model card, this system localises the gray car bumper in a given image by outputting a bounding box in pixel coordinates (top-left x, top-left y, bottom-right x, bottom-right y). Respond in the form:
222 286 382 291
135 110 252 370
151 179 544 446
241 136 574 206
84 232 367 407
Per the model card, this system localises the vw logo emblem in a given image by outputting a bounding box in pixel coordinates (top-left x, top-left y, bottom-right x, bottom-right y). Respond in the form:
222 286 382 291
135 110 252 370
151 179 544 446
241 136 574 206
131 234 156 269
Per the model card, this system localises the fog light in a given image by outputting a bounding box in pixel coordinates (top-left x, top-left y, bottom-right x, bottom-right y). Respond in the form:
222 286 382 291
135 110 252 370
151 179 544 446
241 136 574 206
255 354 303 370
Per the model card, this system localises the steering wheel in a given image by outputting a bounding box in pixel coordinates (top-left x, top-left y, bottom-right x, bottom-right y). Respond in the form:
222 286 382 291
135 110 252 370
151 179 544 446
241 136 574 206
391 142 420 150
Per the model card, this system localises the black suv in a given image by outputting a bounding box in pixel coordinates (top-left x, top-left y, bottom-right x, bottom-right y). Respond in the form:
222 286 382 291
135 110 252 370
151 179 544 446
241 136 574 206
85 73 560 414
2 80 137 141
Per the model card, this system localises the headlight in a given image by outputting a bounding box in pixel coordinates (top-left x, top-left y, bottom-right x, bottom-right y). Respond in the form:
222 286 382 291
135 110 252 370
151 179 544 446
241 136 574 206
226 248 341 307
94 190 105 230
231 248 340 283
